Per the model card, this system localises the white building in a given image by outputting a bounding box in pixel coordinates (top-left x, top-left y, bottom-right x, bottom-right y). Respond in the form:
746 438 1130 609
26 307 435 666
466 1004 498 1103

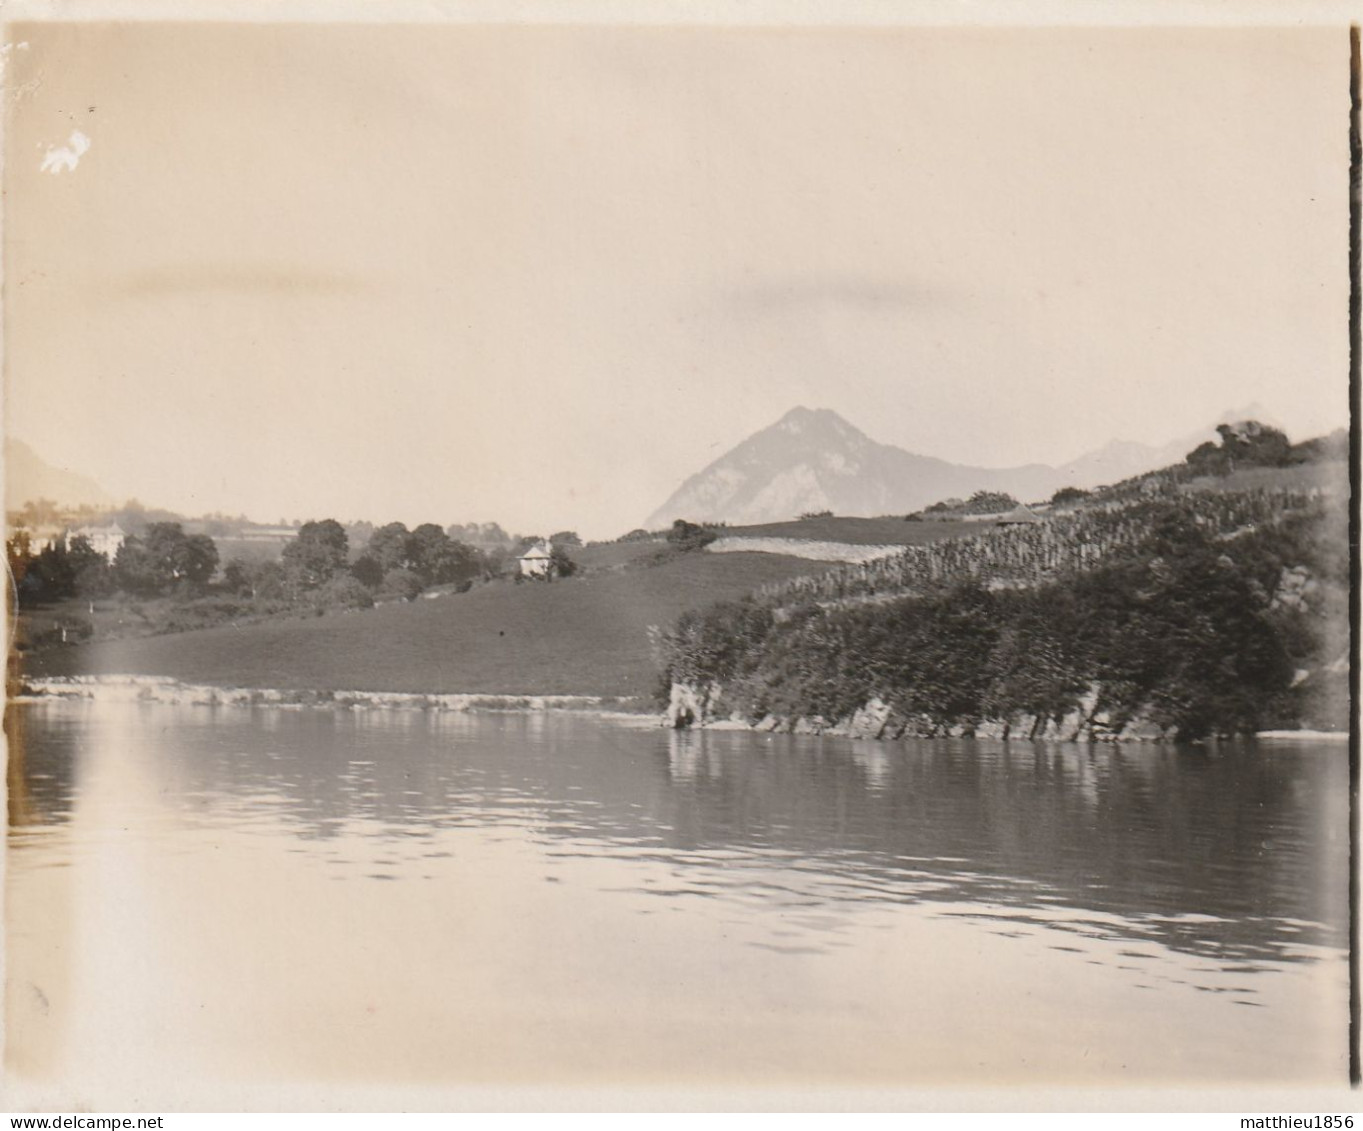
517 541 553 578
67 522 127 558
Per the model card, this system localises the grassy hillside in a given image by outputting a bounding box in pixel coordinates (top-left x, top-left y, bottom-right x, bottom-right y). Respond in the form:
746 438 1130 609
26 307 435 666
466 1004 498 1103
1181 459 1348 496
21 550 822 699
716 516 977 545
572 539 666 570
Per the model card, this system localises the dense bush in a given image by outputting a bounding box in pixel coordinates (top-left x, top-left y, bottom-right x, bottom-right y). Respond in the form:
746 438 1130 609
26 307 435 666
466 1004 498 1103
656 496 1339 740
666 520 717 552
549 544 578 578
1186 421 1293 476
316 574 375 611
380 568 424 601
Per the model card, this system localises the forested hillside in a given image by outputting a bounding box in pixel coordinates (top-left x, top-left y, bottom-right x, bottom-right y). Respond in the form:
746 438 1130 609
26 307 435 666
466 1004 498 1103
656 470 1347 742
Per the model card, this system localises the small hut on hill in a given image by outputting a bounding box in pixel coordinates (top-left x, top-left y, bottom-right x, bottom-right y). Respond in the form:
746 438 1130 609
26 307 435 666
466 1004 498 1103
517 541 553 578
997 503 1044 525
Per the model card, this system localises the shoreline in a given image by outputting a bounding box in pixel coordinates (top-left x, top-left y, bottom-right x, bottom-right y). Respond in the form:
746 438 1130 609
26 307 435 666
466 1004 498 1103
10 674 655 719
9 675 1346 744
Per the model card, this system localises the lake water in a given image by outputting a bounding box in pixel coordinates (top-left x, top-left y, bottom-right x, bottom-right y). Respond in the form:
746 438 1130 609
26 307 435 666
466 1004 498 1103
4 700 1351 1104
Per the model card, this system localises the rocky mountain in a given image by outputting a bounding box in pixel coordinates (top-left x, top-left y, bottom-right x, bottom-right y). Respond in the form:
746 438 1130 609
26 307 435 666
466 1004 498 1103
5 439 114 512
644 406 1268 528
646 407 1055 527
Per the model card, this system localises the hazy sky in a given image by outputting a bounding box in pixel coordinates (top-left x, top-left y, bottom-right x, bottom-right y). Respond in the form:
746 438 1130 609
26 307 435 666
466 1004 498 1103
3 20 1351 538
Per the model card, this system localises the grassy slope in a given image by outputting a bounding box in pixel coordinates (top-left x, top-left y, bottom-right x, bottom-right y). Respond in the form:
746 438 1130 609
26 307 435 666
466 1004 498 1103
716 516 980 546
1181 459 1349 496
571 540 665 569
23 551 821 698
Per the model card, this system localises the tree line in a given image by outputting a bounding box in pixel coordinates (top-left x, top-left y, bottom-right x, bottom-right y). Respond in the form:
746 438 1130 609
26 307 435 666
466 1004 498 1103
6 517 581 613
8 522 220 605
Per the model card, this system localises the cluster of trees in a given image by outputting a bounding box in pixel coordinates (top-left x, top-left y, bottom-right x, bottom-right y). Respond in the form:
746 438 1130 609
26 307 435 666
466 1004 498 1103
922 490 1019 517
666 519 717 552
10 510 584 622
215 519 586 605
353 521 484 592
8 531 108 605
8 522 220 606
219 519 506 607
1049 486 1092 506
1185 421 1294 475
444 521 516 548
657 502 1340 740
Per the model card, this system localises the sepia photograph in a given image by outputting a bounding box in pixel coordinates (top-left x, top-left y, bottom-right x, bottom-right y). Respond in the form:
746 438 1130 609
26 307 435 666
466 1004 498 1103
1 1 1355 1114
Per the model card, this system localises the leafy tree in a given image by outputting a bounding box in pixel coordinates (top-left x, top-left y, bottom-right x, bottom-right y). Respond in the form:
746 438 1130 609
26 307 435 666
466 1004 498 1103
549 530 582 548
222 559 254 596
110 523 216 596
965 491 1018 514
409 523 481 586
549 544 578 579
666 520 716 552
218 558 287 600
316 574 375 611
113 537 158 596
1186 421 1293 475
25 542 78 603
1050 486 1091 506
67 535 114 598
182 533 219 589
251 560 288 600
345 520 375 548
7 531 34 595
380 567 423 601
367 522 413 572
139 523 218 591
281 519 349 591
349 554 385 590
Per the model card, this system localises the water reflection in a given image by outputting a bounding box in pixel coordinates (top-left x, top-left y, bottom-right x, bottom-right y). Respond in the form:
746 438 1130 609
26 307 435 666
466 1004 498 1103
8 700 1346 975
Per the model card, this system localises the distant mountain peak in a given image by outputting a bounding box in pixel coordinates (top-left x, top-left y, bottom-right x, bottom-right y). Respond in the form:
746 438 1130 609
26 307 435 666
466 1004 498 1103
644 405 1293 529
646 407 1030 528
774 405 858 435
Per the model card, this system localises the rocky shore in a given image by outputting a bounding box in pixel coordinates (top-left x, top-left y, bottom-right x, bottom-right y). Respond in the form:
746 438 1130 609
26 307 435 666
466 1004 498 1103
663 680 1341 744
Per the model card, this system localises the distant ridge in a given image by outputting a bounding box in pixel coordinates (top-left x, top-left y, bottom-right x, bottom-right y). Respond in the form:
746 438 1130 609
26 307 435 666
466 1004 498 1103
646 407 1059 528
643 406 1299 528
5 439 114 511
